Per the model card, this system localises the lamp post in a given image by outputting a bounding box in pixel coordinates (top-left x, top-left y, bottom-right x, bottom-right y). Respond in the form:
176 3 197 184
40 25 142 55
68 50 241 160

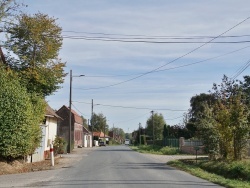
68 70 84 153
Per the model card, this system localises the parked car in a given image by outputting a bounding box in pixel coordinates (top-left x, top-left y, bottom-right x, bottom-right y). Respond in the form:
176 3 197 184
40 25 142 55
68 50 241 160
99 141 106 146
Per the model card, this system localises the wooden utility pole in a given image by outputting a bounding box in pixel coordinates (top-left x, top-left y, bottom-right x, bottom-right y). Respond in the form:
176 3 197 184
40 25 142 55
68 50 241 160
151 110 154 147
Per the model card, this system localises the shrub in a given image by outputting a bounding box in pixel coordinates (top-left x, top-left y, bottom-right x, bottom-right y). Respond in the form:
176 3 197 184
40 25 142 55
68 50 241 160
53 136 66 155
160 147 180 155
0 68 45 161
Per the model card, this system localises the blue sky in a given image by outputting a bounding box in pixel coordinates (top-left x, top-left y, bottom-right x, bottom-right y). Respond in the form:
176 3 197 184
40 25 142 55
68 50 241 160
21 0 250 133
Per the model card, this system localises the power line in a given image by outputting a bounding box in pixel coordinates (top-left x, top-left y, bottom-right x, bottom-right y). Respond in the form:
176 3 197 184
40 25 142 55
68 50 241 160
71 103 89 117
63 30 250 39
75 16 250 90
165 115 184 120
230 59 250 80
72 100 187 111
63 35 250 44
82 45 250 78
115 112 149 123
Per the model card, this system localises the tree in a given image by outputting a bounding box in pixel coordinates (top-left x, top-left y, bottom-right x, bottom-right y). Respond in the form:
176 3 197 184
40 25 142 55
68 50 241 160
4 13 66 96
91 113 108 132
0 0 25 66
192 75 250 160
0 0 23 22
0 67 46 160
111 127 125 140
189 93 216 121
162 124 169 138
146 113 166 140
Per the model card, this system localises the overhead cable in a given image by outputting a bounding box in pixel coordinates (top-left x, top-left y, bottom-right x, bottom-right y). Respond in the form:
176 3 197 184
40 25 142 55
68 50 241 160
72 100 187 111
75 16 250 90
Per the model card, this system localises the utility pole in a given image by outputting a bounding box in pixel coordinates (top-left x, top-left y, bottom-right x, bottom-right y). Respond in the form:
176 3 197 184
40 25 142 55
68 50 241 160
139 122 141 145
91 99 94 146
68 70 84 153
68 70 72 153
151 110 154 147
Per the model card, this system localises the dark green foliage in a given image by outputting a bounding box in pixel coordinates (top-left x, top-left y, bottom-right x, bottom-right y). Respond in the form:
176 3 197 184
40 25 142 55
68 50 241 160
162 124 169 138
169 124 192 139
0 68 45 160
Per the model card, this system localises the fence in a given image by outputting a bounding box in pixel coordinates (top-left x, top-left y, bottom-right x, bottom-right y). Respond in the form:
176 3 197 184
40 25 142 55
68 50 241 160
179 137 205 155
163 138 179 148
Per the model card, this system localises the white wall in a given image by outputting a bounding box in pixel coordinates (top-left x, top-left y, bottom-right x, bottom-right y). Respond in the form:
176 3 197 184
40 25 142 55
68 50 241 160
44 117 58 151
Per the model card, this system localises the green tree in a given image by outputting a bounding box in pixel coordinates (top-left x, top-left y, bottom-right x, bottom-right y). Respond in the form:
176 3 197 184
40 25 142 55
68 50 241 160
111 127 125 140
0 67 46 161
193 75 250 160
146 113 166 140
91 113 108 132
162 124 169 138
5 13 66 96
212 76 249 160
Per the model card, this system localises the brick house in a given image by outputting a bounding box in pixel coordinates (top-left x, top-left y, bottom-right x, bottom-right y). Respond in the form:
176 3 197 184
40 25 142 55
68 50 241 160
56 105 83 152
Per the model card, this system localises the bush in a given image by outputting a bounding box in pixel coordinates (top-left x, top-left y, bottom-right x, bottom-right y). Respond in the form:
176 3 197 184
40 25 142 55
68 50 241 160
160 147 180 155
53 136 66 155
0 68 45 161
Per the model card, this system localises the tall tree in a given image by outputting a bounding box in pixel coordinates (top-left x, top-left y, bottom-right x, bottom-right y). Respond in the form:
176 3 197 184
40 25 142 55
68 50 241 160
146 113 166 140
5 13 66 96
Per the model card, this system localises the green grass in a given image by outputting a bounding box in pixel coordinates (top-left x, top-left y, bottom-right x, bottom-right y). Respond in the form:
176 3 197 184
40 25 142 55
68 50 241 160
131 145 250 187
130 145 180 155
167 159 250 188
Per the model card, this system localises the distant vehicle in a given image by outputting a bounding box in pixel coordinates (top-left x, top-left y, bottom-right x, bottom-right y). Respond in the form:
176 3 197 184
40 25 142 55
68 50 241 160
99 141 106 146
125 139 130 145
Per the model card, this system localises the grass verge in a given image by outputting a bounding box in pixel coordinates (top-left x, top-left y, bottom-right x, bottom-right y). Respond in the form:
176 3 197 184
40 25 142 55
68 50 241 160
167 159 250 188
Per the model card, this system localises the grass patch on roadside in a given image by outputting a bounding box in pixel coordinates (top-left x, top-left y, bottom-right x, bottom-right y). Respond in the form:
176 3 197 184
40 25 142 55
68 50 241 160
167 159 250 188
130 145 180 155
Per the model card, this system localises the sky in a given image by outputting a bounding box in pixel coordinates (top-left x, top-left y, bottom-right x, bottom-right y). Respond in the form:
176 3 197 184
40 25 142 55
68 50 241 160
19 0 250 133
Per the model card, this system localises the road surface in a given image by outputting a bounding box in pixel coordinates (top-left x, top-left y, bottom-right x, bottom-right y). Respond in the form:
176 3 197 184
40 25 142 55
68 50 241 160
0 145 223 188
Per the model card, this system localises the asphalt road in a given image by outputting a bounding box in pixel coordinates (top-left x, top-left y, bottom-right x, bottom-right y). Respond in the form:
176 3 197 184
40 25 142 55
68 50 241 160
0 145 223 188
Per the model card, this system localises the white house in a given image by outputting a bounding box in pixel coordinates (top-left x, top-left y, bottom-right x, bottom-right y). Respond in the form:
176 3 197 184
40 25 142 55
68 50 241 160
83 126 92 147
28 104 61 163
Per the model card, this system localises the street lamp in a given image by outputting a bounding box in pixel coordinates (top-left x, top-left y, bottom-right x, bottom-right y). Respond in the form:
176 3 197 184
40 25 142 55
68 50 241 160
68 70 84 153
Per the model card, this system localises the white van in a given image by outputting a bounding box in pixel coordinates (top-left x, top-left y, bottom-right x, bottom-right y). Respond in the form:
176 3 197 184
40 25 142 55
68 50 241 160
125 139 130 145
